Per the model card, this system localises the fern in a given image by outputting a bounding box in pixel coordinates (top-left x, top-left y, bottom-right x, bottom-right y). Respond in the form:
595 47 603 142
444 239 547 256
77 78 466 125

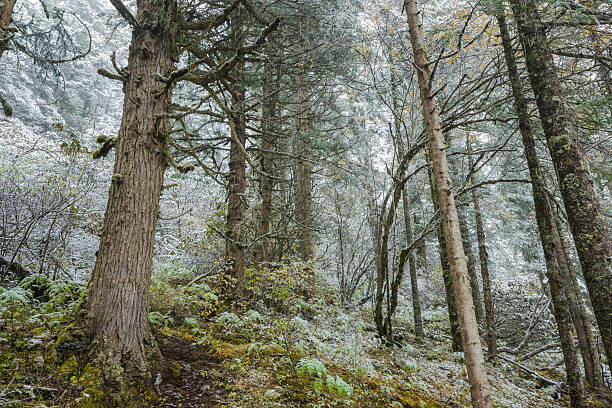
326 374 354 397
295 358 327 378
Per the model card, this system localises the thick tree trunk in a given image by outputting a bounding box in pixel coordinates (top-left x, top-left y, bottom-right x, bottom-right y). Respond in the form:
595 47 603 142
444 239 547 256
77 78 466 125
79 0 177 383
458 205 485 328
466 136 498 364
553 209 603 391
0 0 17 61
405 2 493 406
496 13 586 405
255 56 277 264
510 0 612 374
225 77 247 291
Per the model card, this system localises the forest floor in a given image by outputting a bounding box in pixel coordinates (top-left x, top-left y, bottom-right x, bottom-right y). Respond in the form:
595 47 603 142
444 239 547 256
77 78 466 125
0 270 607 408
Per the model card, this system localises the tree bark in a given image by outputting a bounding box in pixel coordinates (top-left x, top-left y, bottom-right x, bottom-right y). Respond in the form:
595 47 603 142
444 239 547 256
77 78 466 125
553 208 603 391
428 160 462 352
255 54 278 264
510 0 612 375
458 204 485 328
466 135 498 364
405 2 493 406
402 190 424 340
295 71 314 267
496 13 585 406
0 0 17 61
78 0 177 384
225 76 247 292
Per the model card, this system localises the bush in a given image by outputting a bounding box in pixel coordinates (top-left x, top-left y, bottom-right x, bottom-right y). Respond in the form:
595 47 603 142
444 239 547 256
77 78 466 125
244 259 313 311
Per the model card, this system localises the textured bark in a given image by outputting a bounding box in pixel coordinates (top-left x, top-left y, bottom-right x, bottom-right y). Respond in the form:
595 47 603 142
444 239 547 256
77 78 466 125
295 73 314 263
466 136 498 364
80 0 177 382
553 210 603 391
457 207 484 328
255 56 277 264
496 13 585 405
0 0 17 61
225 77 247 290
510 0 612 374
405 1 493 406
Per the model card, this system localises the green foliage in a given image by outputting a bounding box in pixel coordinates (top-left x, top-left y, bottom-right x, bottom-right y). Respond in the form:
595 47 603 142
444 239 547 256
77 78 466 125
149 263 219 326
326 374 354 397
149 311 174 328
0 287 31 318
295 358 354 399
296 357 327 378
243 309 265 324
244 260 313 311
216 312 241 327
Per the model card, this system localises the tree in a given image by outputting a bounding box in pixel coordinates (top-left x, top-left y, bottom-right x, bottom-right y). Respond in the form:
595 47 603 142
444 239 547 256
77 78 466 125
466 135 498 364
495 10 594 401
0 0 17 61
509 0 612 374
404 1 493 406
77 0 180 384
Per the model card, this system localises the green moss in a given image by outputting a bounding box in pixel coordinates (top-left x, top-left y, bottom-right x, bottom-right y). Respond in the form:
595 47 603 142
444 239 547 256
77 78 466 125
60 355 79 380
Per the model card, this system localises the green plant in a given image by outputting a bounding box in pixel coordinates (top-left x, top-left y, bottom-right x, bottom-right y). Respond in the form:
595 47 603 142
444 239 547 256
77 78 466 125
148 311 174 328
326 374 354 397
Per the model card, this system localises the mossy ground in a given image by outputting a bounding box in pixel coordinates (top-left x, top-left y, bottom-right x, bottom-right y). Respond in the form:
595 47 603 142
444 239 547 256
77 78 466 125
0 268 604 407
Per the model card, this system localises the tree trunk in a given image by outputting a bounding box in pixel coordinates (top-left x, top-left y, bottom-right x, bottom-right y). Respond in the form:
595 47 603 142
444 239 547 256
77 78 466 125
415 214 430 289
553 208 603 391
458 205 485 328
255 55 277 264
402 190 424 340
496 13 586 406
510 0 612 374
78 0 177 384
0 0 17 61
391 66 424 340
466 135 498 364
404 2 493 406
225 77 247 292
428 161 462 352
295 70 314 290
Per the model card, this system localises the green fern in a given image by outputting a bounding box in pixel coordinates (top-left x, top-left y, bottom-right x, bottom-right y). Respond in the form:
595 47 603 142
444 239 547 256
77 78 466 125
295 358 327 378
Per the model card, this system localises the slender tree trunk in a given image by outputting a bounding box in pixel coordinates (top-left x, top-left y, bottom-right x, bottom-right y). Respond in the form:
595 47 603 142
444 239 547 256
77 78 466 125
0 0 16 61
255 55 277 264
415 214 430 288
510 0 612 374
428 161 462 352
391 67 424 340
402 190 424 340
78 0 177 384
496 13 585 406
405 2 493 406
225 77 247 291
458 204 484 328
0 0 17 116
466 135 498 364
295 70 314 284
